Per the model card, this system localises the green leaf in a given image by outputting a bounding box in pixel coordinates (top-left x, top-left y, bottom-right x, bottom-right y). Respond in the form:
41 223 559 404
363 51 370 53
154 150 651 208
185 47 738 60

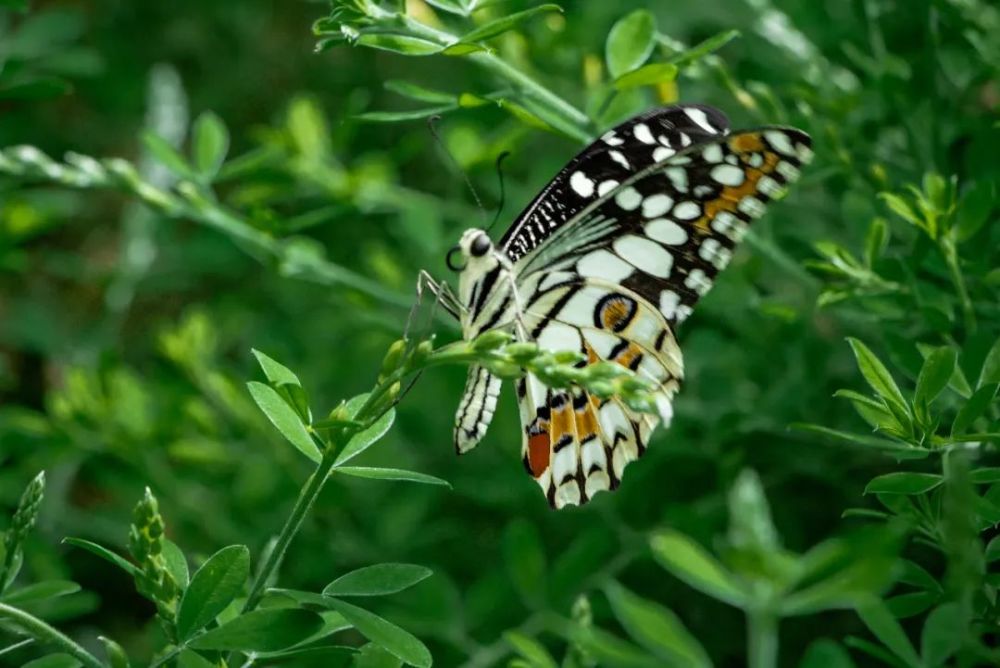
356 33 442 56
914 347 956 409
799 639 856 668
251 349 302 387
666 29 740 67
879 192 922 228
504 631 557 668
604 581 711 667
254 645 355 666
384 80 456 104
503 519 547 607
448 4 562 49
979 335 1000 388
22 654 81 668
612 63 678 90
333 395 395 466
324 598 432 668
791 424 927 458
951 384 997 436
355 105 458 122
177 545 250 640
566 625 661 668
846 338 910 418
162 540 189 590
99 636 131 668
187 609 323 651
247 381 321 462
954 180 994 242
856 598 922 668
971 467 1000 484
63 538 140 577
323 563 432 597
864 217 889 266
605 9 655 78
191 111 229 180
920 603 964 666
649 529 746 607
865 473 943 495
141 131 195 179
334 466 450 487
0 580 80 604
985 536 1000 563
353 643 402 668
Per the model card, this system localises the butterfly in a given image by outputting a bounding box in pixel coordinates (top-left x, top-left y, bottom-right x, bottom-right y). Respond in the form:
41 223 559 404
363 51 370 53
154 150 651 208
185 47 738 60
426 104 812 509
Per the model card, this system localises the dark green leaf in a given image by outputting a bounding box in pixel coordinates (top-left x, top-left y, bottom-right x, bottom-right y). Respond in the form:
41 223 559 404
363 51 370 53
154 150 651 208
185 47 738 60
985 536 1000 563
799 639 856 668
846 338 910 419
247 381 321 462
324 599 432 668
177 545 250 639
914 347 956 408
503 519 546 607
141 131 195 179
971 467 1000 484
920 603 964 666
865 473 943 495
649 529 746 607
323 563 432 597
252 349 302 387
334 467 450 487
449 4 562 47
955 180 994 242
162 540 189 590
63 538 140 578
612 63 677 90
605 10 655 78
192 111 229 180
333 395 395 465
951 384 997 436
979 335 1000 388
355 105 458 122
188 609 323 651
22 654 81 668
384 80 455 104
856 598 922 668
865 217 889 266
504 631 557 668
99 636 131 668
0 579 80 604
885 592 938 619
666 29 740 67
356 34 442 56
603 581 711 667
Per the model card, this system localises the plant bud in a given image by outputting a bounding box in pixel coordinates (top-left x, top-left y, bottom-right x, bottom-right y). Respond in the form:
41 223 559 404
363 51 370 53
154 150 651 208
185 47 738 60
472 329 513 351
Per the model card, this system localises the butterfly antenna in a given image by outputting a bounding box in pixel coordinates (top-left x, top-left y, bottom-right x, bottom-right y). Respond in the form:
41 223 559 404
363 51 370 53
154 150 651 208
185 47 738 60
427 115 487 220
485 151 511 234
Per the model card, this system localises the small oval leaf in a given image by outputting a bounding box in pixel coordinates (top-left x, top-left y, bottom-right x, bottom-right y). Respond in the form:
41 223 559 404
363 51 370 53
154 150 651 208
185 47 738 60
864 472 943 495
247 381 321 462
177 545 251 640
605 10 655 78
187 609 323 652
324 599 431 668
323 563 432 597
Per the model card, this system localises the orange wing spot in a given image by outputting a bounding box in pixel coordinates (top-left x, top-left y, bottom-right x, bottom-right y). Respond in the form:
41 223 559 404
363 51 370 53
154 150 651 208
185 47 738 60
728 132 764 153
614 343 643 369
551 401 574 439
584 341 600 365
601 298 631 330
692 150 781 236
528 430 550 477
575 398 600 442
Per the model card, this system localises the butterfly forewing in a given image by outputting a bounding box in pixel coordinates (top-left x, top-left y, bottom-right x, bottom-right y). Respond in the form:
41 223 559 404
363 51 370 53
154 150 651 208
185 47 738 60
500 105 732 263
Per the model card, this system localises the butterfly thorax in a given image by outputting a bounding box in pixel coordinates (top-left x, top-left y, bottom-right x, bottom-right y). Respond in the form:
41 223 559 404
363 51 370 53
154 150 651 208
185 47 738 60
455 228 518 339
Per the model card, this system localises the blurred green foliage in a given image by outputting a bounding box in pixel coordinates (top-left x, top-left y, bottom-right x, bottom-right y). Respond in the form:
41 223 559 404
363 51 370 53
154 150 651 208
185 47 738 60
1 0 999 666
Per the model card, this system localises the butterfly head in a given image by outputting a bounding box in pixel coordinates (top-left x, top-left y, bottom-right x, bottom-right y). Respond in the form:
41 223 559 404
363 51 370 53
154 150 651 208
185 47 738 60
446 228 494 273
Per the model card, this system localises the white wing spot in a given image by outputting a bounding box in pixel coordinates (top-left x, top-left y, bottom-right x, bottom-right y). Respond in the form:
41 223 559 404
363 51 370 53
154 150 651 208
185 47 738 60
672 201 701 220
602 130 625 146
664 167 688 192
738 197 767 218
776 161 800 181
684 107 717 134
678 132 692 147
615 186 643 211
659 290 681 319
597 179 619 196
570 170 595 197
653 146 675 162
576 249 634 283
702 144 724 163
699 238 732 269
613 235 674 278
646 218 688 246
685 268 712 295
711 164 745 187
757 175 785 197
609 150 631 170
634 123 656 144
764 130 795 155
711 211 747 241
642 193 674 218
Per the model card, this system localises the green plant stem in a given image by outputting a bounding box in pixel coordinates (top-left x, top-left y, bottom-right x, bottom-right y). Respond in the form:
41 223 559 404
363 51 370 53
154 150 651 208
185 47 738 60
941 239 975 332
0 602 105 668
241 452 339 613
747 609 778 668
399 16 593 143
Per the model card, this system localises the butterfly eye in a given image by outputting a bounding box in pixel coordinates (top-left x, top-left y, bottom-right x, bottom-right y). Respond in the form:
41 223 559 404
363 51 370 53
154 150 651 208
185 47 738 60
446 245 466 272
470 234 492 257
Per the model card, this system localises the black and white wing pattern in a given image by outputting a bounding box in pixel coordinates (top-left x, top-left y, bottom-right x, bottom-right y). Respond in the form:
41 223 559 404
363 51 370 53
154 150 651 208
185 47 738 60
504 104 812 508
